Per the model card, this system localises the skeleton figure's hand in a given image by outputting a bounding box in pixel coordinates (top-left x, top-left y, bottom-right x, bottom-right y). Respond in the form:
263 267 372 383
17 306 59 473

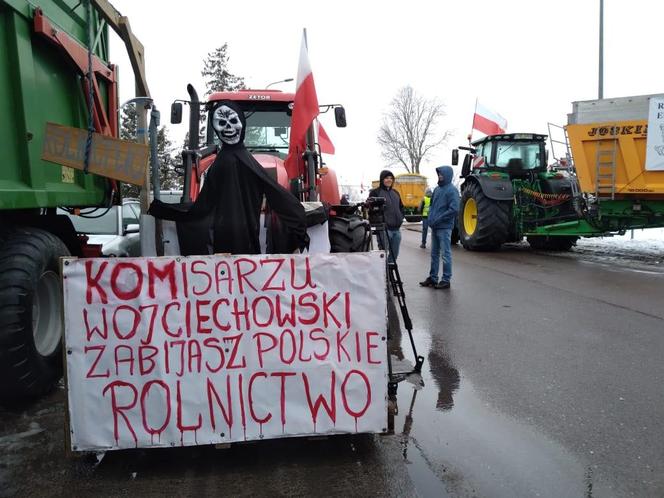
299 233 311 253
147 199 168 218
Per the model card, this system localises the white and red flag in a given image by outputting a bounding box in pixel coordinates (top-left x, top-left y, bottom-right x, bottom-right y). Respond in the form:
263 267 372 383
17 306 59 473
317 121 335 155
472 100 508 136
284 30 320 178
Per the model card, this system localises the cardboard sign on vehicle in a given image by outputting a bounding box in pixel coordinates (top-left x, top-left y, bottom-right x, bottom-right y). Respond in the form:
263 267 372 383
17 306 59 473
42 122 149 185
646 96 664 171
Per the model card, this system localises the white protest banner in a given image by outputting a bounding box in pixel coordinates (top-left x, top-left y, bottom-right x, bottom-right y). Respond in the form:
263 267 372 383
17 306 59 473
645 96 664 171
63 252 387 451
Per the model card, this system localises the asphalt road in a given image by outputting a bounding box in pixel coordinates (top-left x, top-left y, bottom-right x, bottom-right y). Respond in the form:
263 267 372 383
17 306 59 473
395 227 664 497
2 228 663 497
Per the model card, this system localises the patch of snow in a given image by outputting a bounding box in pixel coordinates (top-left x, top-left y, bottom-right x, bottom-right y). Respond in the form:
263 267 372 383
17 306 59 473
577 229 663 256
580 227 664 250
0 425 44 446
570 228 664 270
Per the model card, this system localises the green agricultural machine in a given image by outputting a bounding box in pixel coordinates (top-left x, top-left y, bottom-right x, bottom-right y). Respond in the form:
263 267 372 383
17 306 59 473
0 0 147 400
453 95 664 252
453 133 580 251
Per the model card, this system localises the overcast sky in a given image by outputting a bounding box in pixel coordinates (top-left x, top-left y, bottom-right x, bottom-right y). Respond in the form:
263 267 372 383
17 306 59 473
108 0 664 188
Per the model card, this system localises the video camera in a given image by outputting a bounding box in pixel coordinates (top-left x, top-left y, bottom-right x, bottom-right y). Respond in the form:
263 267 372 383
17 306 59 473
330 196 385 225
363 196 386 225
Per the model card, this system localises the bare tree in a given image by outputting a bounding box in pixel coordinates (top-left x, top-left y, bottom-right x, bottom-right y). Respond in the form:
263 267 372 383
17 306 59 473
377 86 451 174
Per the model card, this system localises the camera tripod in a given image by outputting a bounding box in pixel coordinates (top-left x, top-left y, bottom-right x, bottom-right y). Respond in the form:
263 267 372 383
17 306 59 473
366 218 425 395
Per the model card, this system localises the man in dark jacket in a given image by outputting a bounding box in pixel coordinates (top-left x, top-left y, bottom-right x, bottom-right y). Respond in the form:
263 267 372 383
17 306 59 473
368 169 404 262
419 166 459 289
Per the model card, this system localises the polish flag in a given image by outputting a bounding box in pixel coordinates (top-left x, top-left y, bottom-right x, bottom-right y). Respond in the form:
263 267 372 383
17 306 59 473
284 31 320 178
473 101 508 136
317 121 335 154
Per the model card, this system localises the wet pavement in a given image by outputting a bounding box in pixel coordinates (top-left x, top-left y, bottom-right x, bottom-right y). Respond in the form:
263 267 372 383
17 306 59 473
1 385 415 497
2 228 664 497
396 227 664 497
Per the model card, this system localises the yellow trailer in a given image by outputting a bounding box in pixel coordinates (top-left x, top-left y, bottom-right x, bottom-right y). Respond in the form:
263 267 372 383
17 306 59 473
566 94 664 198
395 173 428 215
532 94 664 238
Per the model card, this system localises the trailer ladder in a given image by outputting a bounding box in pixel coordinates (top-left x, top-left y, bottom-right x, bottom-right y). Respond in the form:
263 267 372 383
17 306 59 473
594 132 618 200
547 122 581 199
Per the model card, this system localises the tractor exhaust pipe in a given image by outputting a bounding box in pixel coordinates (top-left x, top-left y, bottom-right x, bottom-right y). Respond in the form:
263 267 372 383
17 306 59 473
181 84 200 203
187 84 200 149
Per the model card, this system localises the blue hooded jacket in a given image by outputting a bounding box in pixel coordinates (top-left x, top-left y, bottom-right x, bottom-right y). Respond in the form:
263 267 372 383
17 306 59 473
427 166 459 230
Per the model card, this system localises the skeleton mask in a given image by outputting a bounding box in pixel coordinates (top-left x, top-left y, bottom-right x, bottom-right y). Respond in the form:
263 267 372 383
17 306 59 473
212 105 243 145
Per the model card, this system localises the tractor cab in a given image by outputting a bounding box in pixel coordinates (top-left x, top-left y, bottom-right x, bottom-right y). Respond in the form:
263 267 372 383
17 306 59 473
205 91 294 161
171 88 346 204
454 133 548 179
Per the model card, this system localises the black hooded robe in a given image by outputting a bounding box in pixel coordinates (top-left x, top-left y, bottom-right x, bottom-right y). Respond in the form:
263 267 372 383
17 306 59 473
148 102 307 255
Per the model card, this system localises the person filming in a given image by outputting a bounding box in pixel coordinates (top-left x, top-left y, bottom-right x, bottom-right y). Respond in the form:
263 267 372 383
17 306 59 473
368 169 404 262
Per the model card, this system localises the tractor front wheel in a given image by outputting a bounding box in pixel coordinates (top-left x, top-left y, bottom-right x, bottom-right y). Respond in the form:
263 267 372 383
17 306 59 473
329 215 371 252
459 182 511 251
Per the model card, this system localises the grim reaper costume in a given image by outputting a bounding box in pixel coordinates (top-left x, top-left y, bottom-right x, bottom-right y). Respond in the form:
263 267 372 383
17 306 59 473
148 100 308 254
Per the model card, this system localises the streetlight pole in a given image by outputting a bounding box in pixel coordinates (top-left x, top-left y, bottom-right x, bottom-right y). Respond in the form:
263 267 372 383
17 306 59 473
598 0 604 99
265 78 294 89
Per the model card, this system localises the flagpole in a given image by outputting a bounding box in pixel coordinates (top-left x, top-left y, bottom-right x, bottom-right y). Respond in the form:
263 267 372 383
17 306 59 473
302 27 318 201
469 97 477 145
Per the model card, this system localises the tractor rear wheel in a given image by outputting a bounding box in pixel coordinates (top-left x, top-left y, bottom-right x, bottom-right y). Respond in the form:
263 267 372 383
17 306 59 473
459 181 511 251
0 228 70 402
527 235 578 251
329 215 370 252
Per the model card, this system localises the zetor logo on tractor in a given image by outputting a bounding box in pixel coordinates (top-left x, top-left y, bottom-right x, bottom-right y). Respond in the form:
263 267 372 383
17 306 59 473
247 94 272 100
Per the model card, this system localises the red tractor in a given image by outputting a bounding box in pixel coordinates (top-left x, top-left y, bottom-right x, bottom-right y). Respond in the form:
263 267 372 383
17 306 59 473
171 86 345 205
169 86 419 392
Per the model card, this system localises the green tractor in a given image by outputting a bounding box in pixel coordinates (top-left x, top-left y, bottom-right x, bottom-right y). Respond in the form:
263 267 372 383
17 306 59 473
452 133 580 251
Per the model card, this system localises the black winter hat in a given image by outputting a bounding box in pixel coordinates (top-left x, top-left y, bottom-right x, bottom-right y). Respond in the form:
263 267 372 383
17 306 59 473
379 169 395 184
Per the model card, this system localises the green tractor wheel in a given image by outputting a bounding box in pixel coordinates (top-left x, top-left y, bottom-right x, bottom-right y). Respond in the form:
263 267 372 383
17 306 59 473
527 235 578 251
459 181 511 251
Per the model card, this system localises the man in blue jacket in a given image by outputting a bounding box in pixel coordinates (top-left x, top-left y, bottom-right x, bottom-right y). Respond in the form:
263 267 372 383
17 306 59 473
419 166 459 289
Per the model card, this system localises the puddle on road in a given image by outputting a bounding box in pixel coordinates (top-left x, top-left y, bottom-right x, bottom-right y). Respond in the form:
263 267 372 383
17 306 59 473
389 332 612 498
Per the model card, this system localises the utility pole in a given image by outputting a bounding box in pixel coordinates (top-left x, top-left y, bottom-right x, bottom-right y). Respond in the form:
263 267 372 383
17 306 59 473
598 0 604 99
